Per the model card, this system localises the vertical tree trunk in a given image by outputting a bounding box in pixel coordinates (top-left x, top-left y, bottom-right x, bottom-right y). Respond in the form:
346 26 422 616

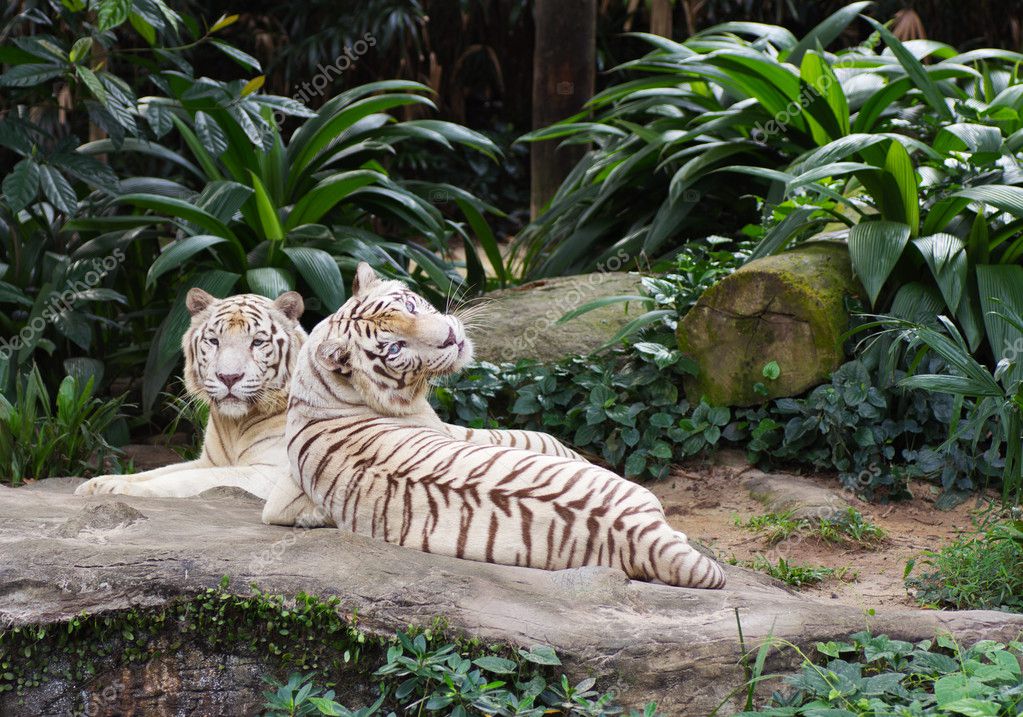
530 0 596 218
649 0 674 38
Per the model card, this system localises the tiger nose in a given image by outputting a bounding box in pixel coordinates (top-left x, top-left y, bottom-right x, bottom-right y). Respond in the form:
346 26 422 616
440 327 457 348
217 372 244 388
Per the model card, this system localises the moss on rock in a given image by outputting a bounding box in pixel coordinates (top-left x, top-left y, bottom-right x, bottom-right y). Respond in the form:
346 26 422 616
676 242 863 406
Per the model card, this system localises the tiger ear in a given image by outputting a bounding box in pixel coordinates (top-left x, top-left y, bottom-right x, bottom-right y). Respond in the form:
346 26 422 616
316 338 350 373
186 288 216 316
273 291 304 322
351 262 380 297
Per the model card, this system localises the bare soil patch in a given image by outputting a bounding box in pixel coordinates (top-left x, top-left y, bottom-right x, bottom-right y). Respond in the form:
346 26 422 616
650 450 986 609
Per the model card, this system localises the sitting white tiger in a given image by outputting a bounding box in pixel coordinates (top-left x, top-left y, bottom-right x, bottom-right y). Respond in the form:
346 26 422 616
266 262 726 589
76 289 308 501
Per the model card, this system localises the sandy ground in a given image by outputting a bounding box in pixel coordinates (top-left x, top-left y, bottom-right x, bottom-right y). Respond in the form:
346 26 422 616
648 451 990 610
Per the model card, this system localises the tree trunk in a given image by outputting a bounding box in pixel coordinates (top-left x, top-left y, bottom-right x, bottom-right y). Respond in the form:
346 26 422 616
649 0 674 38
530 0 596 218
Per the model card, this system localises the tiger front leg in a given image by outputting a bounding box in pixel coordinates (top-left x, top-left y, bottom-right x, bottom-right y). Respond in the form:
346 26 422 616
261 474 334 528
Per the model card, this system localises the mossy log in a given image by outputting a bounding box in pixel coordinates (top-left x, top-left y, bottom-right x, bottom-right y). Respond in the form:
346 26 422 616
677 242 863 407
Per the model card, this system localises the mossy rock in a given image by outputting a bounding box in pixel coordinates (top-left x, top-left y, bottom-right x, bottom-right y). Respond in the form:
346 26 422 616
472 273 646 364
676 242 863 407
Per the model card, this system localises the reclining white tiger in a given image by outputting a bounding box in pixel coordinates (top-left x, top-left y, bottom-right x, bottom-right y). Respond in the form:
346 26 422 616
267 262 726 589
75 289 309 501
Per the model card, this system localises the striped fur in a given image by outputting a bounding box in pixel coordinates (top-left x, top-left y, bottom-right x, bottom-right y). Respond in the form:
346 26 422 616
280 262 726 588
76 290 308 501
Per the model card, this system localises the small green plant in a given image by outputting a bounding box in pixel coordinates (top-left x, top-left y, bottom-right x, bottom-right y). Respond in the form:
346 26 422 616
731 631 1023 716
0 366 127 485
263 638 659 716
729 555 848 588
160 387 211 461
738 508 886 548
906 513 1023 614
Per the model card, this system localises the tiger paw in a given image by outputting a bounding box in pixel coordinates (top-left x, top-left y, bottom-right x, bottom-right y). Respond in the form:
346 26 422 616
75 475 141 496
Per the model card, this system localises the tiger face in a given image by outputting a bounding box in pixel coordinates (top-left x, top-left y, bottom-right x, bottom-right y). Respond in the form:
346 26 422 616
312 262 473 415
184 290 306 418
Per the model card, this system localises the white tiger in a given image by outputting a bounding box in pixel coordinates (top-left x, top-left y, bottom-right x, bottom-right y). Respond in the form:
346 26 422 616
76 290 307 502
265 263 726 588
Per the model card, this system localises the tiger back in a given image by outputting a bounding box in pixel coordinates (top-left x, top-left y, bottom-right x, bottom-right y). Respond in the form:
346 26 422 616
285 263 726 588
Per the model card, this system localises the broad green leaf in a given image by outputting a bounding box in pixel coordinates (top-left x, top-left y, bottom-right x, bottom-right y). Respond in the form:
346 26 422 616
883 139 920 234
37 165 77 214
2 159 39 212
210 39 261 73
283 246 346 312
75 66 106 106
848 220 911 307
246 267 295 299
862 16 953 121
194 111 227 156
96 0 131 31
147 235 228 288
800 50 850 144
976 264 1023 383
115 193 241 245
786 2 872 64
0 64 64 87
913 233 966 312
285 170 382 230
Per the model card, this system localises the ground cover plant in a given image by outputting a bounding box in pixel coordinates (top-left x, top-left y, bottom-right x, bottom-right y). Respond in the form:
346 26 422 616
731 631 1023 716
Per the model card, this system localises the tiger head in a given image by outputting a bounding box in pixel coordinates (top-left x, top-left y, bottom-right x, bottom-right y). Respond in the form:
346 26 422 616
183 290 307 418
308 262 473 416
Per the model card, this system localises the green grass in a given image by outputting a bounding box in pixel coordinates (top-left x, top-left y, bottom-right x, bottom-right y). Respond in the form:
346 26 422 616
737 508 886 548
906 515 1023 613
729 555 853 588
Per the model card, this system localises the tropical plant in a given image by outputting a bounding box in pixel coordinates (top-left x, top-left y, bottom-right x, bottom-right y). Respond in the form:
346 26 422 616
78 77 504 410
0 364 127 485
870 311 1023 503
515 3 1023 364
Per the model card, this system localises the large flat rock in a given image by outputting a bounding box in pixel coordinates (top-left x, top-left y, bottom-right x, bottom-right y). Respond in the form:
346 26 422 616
1 481 1021 716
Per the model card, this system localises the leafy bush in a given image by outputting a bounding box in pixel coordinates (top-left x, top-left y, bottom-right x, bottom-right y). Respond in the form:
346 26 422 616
0 365 127 485
434 343 1002 494
734 632 1023 716
264 636 658 717
0 2 505 413
906 514 1023 613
